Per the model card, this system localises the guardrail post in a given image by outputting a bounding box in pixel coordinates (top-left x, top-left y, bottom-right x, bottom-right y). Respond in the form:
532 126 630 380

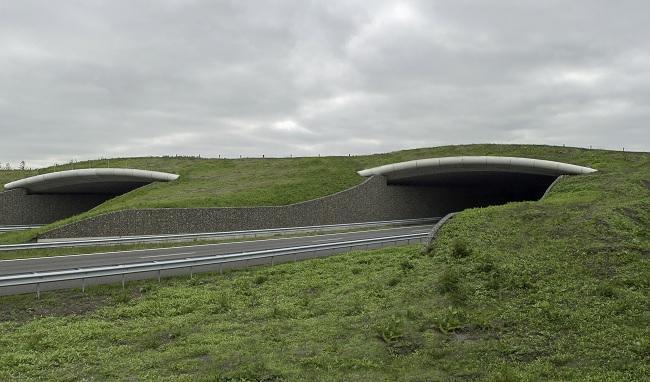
219 264 223 275
82 277 86 293
158 269 161 282
271 256 274 266
36 282 40 299
121 274 125 290
190 266 193 279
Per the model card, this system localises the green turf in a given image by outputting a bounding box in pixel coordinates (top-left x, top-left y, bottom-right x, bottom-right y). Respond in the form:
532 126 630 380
0 144 648 380
0 144 642 244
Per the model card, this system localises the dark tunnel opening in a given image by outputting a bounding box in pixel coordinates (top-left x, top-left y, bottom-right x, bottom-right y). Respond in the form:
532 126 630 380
388 171 558 212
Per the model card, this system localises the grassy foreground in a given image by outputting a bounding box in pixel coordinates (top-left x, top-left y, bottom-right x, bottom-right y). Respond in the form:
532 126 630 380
0 144 636 244
0 145 648 380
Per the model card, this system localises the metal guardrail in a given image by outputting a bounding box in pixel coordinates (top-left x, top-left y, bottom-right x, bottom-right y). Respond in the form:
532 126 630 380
0 232 429 297
0 217 438 251
0 225 43 233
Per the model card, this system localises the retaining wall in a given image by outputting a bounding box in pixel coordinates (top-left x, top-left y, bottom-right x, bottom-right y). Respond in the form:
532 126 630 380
40 176 500 239
0 189 110 225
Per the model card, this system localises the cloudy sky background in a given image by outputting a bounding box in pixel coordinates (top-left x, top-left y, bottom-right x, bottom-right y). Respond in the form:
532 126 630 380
1 0 649 168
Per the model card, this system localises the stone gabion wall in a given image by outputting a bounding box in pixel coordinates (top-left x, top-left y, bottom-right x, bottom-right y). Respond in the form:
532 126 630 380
0 189 110 225
40 176 483 239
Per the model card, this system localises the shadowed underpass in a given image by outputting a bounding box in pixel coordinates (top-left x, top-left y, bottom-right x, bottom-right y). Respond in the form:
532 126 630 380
392 171 558 208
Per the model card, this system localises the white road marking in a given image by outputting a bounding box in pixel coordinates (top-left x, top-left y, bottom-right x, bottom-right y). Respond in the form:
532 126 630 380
139 251 197 259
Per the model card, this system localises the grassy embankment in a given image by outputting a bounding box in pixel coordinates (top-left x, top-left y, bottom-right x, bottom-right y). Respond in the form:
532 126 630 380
0 145 648 380
0 144 628 245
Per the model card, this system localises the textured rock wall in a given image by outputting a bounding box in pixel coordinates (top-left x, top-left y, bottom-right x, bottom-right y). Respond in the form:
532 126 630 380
0 189 110 225
41 176 490 239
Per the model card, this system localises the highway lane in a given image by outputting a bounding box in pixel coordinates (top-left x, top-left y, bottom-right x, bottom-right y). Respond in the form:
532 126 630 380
0 224 433 276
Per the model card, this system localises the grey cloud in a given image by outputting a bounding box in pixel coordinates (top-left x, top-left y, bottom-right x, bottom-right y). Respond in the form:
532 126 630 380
0 0 648 168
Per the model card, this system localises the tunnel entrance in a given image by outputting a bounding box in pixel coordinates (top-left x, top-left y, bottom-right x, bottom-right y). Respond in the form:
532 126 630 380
1 168 180 225
390 171 558 208
359 156 596 215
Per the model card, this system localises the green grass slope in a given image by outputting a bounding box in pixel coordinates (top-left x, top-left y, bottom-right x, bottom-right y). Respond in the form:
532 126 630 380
0 144 644 244
0 145 648 380
0 170 33 192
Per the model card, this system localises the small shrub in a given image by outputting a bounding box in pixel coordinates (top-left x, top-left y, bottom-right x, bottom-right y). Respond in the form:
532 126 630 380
436 268 462 294
137 328 184 350
387 276 401 287
400 260 415 272
421 335 448 361
253 275 268 285
374 314 424 356
475 254 497 273
210 293 232 314
487 364 521 382
451 238 473 258
270 305 283 319
351 267 362 275
436 267 467 304
343 301 364 316
375 314 404 344
506 270 536 290
485 271 506 291
431 306 463 334
593 283 617 298
113 291 131 304
388 331 424 356
24 333 46 351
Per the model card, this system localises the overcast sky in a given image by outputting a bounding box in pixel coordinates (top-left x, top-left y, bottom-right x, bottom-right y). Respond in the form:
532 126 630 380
1 1 649 168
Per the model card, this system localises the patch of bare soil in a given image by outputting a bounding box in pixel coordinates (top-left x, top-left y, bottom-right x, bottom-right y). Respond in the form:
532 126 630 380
0 291 110 323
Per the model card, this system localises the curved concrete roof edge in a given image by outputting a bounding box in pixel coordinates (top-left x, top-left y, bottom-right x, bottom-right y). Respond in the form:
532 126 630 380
4 168 180 191
357 156 597 177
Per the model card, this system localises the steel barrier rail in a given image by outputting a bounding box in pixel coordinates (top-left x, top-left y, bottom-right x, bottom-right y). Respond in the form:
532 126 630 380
0 217 439 251
0 225 43 233
0 232 429 296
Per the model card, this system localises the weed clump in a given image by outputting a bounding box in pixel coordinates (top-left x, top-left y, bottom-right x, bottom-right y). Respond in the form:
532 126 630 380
430 306 464 334
374 314 424 356
210 293 232 314
400 260 415 272
451 238 473 258
387 276 401 287
436 267 467 304
253 274 268 285
436 267 462 295
593 283 617 298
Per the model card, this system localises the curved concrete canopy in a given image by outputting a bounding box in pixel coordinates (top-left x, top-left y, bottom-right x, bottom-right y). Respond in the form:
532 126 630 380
4 168 179 194
358 156 596 185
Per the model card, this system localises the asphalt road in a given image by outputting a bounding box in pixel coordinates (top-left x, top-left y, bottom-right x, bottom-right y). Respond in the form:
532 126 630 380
0 224 433 277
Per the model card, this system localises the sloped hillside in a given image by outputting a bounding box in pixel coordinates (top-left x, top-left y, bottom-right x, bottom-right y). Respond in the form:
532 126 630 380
1 144 642 245
0 144 647 380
